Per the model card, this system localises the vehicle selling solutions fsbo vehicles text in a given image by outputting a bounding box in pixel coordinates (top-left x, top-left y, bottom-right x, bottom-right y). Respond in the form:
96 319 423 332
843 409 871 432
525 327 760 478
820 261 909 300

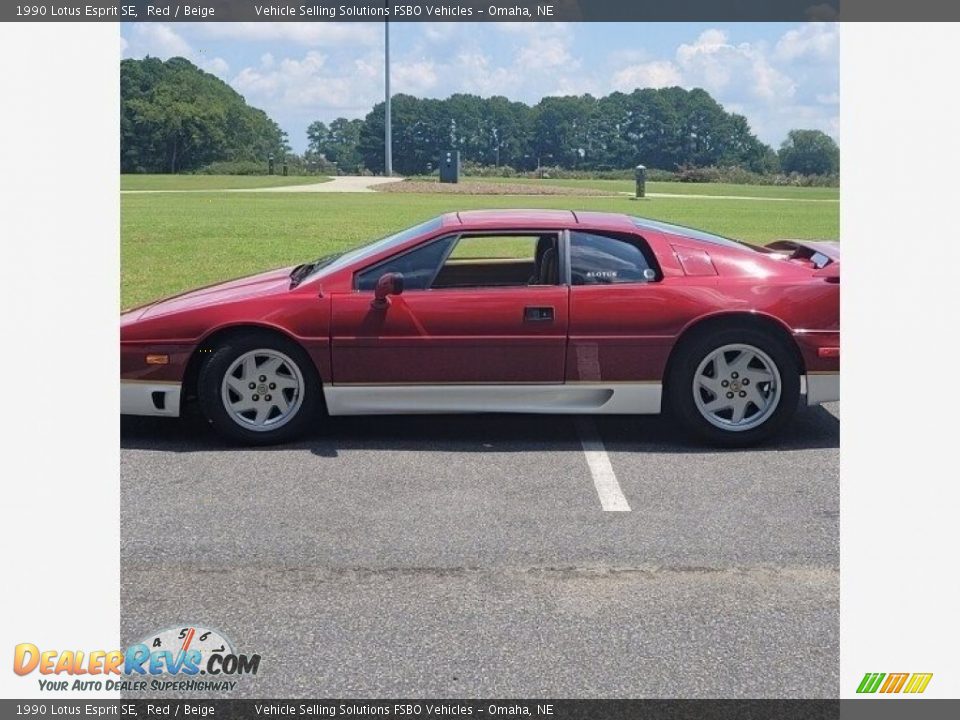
254 4 555 18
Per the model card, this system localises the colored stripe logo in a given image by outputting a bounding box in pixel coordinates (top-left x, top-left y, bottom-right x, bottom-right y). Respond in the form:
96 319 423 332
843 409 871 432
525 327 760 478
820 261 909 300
857 672 933 694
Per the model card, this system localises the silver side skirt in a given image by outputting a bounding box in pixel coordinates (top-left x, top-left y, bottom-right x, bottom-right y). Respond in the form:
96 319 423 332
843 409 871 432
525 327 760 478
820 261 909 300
805 372 840 406
121 381 182 417
324 382 662 416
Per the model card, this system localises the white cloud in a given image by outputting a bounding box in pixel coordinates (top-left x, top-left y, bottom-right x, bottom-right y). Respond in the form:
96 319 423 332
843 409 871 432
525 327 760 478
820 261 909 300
612 61 682 91
448 51 517 95
494 22 580 74
125 23 192 59
122 23 228 79
232 50 381 114
753 102 839 148
517 36 578 72
198 22 379 47
675 28 796 102
393 60 439 94
422 23 459 42
202 57 230 76
775 22 838 63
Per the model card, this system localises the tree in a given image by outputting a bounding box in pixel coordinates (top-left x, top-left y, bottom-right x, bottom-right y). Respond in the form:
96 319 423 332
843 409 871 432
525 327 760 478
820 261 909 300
480 96 533 168
307 118 364 172
532 95 601 169
778 129 839 175
121 57 288 173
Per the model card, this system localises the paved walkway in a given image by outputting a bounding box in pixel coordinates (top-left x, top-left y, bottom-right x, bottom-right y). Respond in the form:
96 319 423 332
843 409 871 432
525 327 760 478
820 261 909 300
121 175 404 194
619 192 840 203
625 192 839 203
255 176 404 193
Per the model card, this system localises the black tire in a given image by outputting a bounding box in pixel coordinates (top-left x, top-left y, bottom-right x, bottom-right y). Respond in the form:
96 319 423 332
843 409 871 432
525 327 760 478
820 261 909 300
666 325 800 447
197 332 322 445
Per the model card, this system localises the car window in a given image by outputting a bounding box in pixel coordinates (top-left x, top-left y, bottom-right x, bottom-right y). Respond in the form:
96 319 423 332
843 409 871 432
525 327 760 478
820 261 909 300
570 231 657 285
356 235 456 291
432 234 558 289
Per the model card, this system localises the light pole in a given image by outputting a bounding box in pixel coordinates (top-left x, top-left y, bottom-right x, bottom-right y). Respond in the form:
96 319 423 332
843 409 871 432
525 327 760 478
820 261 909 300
384 19 392 176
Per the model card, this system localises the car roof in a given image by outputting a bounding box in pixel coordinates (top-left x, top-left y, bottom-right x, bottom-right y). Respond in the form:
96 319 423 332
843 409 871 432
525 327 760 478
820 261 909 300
443 209 636 231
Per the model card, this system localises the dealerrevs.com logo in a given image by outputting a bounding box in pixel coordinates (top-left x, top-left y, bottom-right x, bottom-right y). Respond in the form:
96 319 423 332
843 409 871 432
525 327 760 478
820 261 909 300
856 672 933 694
13 625 260 692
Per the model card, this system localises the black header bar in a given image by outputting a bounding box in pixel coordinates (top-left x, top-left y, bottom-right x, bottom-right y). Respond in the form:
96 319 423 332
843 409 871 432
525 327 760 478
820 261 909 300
5 1 960 23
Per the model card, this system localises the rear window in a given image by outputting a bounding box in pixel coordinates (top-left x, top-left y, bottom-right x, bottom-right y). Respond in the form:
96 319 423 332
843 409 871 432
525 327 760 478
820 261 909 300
630 217 748 251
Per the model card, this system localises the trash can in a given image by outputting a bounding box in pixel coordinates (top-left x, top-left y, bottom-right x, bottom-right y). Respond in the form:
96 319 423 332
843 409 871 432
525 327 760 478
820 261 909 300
440 151 460 184
635 164 646 199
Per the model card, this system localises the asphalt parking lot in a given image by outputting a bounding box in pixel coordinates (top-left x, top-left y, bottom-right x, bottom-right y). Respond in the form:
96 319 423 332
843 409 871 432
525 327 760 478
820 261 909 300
120 402 839 698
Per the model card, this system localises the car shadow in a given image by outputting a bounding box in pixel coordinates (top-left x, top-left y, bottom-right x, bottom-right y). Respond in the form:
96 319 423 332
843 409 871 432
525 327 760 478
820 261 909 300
120 403 839 456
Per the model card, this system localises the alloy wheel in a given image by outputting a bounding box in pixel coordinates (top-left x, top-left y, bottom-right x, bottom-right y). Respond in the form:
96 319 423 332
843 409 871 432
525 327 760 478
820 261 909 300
220 349 305 431
692 343 782 432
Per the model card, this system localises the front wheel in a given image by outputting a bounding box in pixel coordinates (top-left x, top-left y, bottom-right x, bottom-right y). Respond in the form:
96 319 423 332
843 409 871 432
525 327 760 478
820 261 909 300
198 333 321 445
666 328 800 447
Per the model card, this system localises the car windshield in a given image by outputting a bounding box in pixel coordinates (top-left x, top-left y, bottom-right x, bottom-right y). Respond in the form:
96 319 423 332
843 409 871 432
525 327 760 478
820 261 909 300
301 217 444 281
630 217 751 251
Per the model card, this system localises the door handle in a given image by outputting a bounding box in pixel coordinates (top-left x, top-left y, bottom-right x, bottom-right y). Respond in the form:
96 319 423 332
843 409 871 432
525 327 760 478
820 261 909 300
524 306 554 322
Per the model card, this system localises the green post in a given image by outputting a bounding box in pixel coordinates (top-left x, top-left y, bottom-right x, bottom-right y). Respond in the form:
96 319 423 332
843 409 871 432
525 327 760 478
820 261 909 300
635 164 646 198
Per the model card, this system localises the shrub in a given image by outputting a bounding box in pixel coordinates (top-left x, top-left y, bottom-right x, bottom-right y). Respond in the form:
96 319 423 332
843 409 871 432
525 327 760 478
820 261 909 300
194 158 332 177
194 160 273 176
459 161 518 178
674 164 839 187
430 161 838 188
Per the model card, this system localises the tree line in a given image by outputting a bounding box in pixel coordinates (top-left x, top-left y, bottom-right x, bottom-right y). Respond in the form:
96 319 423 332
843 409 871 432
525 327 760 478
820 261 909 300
119 57 839 177
311 89 838 176
356 89 780 175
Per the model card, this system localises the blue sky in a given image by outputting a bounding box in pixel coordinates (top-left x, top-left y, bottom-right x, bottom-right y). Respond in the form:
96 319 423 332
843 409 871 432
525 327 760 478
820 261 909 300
121 22 839 154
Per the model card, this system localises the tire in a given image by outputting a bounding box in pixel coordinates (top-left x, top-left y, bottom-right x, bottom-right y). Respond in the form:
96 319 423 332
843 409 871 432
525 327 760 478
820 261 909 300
197 332 322 445
666 326 800 447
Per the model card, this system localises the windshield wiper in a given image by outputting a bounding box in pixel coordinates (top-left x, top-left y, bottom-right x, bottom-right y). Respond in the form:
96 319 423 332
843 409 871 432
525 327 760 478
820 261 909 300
289 253 343 287
288 262 314 286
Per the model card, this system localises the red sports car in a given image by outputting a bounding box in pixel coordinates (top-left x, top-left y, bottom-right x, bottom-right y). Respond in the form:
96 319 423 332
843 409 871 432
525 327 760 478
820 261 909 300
121 210 839 446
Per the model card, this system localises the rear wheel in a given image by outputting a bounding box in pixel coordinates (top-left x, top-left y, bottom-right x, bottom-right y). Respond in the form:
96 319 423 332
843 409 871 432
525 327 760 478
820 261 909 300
667 327 800 447
198 333 321 445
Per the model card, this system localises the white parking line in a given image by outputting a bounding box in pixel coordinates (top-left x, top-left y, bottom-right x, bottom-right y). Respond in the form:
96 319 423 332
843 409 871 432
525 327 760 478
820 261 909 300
575 418 631 512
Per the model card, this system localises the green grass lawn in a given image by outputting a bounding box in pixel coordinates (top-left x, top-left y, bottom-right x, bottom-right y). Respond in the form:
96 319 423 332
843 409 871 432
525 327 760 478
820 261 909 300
122 191 839 309
454 176 840 201
120 174 331 191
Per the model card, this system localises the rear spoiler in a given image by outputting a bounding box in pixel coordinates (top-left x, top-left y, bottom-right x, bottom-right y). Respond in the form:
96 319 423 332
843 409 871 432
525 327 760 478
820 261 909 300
765 239 840 279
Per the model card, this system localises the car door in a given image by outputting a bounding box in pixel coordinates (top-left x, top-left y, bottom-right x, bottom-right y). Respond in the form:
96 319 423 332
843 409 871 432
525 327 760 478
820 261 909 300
330 231 569 385
566 229 675 383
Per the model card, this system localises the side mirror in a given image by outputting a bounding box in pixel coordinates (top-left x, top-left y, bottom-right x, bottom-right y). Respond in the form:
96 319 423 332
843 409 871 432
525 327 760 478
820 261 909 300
371 272 404 309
